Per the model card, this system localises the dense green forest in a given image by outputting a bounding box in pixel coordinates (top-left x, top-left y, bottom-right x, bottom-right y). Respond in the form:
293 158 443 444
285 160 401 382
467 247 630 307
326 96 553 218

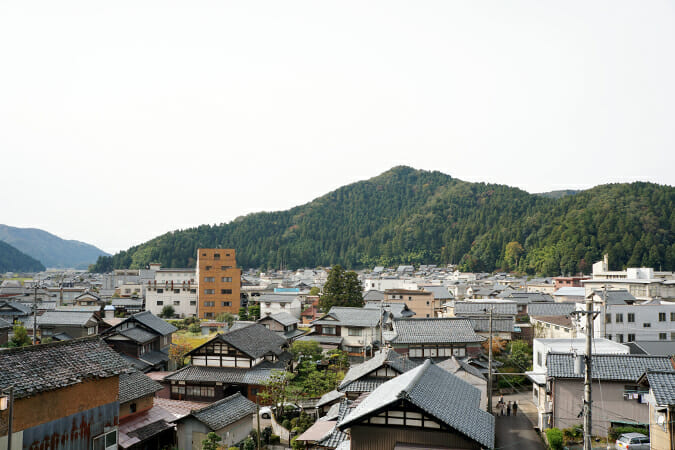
90 167 675 276
0 240 46 272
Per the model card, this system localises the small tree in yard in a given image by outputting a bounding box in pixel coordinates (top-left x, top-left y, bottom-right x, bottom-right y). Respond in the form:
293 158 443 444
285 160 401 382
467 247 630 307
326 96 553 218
248 304 261 320
161 305 175 318
258 370 295 419
215 312 235 327
10 324 31 347
201 431 222 450
169 335 193 369
238 307 249 321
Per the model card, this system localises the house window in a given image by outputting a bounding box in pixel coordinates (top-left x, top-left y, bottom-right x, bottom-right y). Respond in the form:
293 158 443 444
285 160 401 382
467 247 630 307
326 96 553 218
204 289 215 295
348 328 362 336
627 313 635 323
187 386 215 397
643 323 651 328
615 313 623 323
173 301 180 306
410 347 423 357
627 334 636 342
408 296 412 301
280 303 286 308
204 277 215 283
323 326 336 335
659 333 667 340
130 403 137 413
88 327 96 335
204 301 215 307
659 312 666 322
617 334 624 343
221 277 232 283
221 301 231 307
93 430 117 450
157 300 164 305
537 352 542 367
171 385 185 394
220 289 232 294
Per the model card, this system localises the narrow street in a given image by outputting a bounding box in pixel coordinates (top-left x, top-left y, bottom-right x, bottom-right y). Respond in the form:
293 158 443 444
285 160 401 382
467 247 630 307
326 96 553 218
493 391 546 450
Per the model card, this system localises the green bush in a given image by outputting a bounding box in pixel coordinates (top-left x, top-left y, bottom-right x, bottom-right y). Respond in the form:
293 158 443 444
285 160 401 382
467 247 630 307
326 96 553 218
282 419 291 430
545 428 563 450
562 425 582 442
188 322 201 334
269 434 281 444
608 425 649 441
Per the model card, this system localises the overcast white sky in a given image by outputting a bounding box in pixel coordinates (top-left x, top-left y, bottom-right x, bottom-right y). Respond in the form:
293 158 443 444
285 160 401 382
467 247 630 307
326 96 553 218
2 1 674 254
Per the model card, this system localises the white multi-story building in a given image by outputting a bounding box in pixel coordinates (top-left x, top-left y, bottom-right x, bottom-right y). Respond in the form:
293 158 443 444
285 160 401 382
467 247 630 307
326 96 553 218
362 278 418 292
258 293 302 318
145 267 197 318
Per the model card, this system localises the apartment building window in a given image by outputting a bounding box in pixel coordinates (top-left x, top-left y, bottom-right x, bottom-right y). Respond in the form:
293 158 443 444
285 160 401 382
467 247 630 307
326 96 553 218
190 289 196 294
627 334 636 342
605 314 611 324
157 289 164 294
617 334 624 343
190 301 196 305
671 312 675 321
174 289 180 294
221 266 231 270
221 301 231 307
408 296 412 301
659 333 667 340
221 289 232 294
173 301 180 305
204 277 215 283
644 323 651 328
348 328 362 336
157 301 164 305
659 312 666 322
672 332 675 340
204 312 213 318
226 253 230 257
615 313 623 323
323 326 337 335
214 253 221 260
204 289 215 294
204 301 215 307
205 266 212 270
221 277 232 283
627 313 635 323
92 430 117 450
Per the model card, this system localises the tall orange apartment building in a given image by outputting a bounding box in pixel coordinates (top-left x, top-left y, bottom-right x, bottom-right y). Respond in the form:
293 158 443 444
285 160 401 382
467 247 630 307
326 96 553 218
197 248 241 319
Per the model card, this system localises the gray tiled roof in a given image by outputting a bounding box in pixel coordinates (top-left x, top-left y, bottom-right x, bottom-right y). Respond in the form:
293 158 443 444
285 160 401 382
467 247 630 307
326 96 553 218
422 286 454 300
258 293 299 303
340 378 388 393
547 353 674 381
131 311 177 335
389 318 485 344
120 327 158 344
646 371 675 406
139 350 170 366
0 337 129 400
507 292 554 303
527 302 576 316
119 370 163 403
363 290 384 301
338 360 494 449
436 356 486 380
339 349 420 391
628 341 675 356
297 334 343 345
470 318 515 333
165 361 285 385
453 301 517 315
197 323 287 359
316 400 353 448
593 289 637 305
313 307 381 328
363 302 416 319
259 312 299 327
189 393 256 430
0 300 32 315
316 389 346 408
38 311 97 327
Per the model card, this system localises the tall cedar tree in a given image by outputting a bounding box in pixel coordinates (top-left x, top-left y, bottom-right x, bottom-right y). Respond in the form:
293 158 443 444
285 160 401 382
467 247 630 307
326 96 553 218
319 265 363 312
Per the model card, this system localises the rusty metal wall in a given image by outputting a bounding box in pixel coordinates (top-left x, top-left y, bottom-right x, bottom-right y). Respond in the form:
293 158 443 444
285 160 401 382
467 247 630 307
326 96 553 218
20 401 118 450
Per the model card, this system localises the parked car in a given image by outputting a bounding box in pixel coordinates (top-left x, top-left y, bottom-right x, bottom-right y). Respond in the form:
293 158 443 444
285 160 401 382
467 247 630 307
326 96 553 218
615 432 649 450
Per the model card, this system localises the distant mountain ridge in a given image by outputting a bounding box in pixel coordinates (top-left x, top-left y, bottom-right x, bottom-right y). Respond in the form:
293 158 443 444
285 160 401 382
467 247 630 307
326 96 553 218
89 166 674 276
534 189 580 199
0 240 45 272
0 225 110 269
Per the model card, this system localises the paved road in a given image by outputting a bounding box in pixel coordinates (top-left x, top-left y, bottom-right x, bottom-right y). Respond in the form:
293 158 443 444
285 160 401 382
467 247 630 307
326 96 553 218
493 392 546 450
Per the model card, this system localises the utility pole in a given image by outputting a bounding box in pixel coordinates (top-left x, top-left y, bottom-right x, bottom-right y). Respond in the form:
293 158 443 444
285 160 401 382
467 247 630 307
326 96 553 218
32 283 38 345
487 306 494 415
571 297 598 450
601 285 607 339
255 395 261 450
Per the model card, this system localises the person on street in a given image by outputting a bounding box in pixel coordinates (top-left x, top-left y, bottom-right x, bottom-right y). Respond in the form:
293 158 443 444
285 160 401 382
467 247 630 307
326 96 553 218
513 401 518 416
506 401 511 416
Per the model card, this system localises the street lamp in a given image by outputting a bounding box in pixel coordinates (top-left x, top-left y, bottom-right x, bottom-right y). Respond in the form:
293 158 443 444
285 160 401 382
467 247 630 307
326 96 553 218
0 386 14 450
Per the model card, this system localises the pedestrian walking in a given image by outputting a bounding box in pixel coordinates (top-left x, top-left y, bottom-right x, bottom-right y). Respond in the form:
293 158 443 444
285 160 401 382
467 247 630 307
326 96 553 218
499 394 504 405
513 401 518 416
506 401 511 416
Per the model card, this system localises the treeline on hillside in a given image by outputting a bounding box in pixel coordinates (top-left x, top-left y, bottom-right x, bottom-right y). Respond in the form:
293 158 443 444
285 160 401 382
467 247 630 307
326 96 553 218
90 167 675 276
0 240 46 272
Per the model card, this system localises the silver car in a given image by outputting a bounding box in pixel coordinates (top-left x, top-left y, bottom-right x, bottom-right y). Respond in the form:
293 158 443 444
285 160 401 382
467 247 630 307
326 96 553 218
615 432 649 450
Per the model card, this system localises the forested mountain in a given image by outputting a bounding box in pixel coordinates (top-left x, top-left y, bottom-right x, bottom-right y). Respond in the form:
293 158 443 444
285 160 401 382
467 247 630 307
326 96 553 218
0 225 110 269
535 189 580 199
89 167 675 276
0 240 45 272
